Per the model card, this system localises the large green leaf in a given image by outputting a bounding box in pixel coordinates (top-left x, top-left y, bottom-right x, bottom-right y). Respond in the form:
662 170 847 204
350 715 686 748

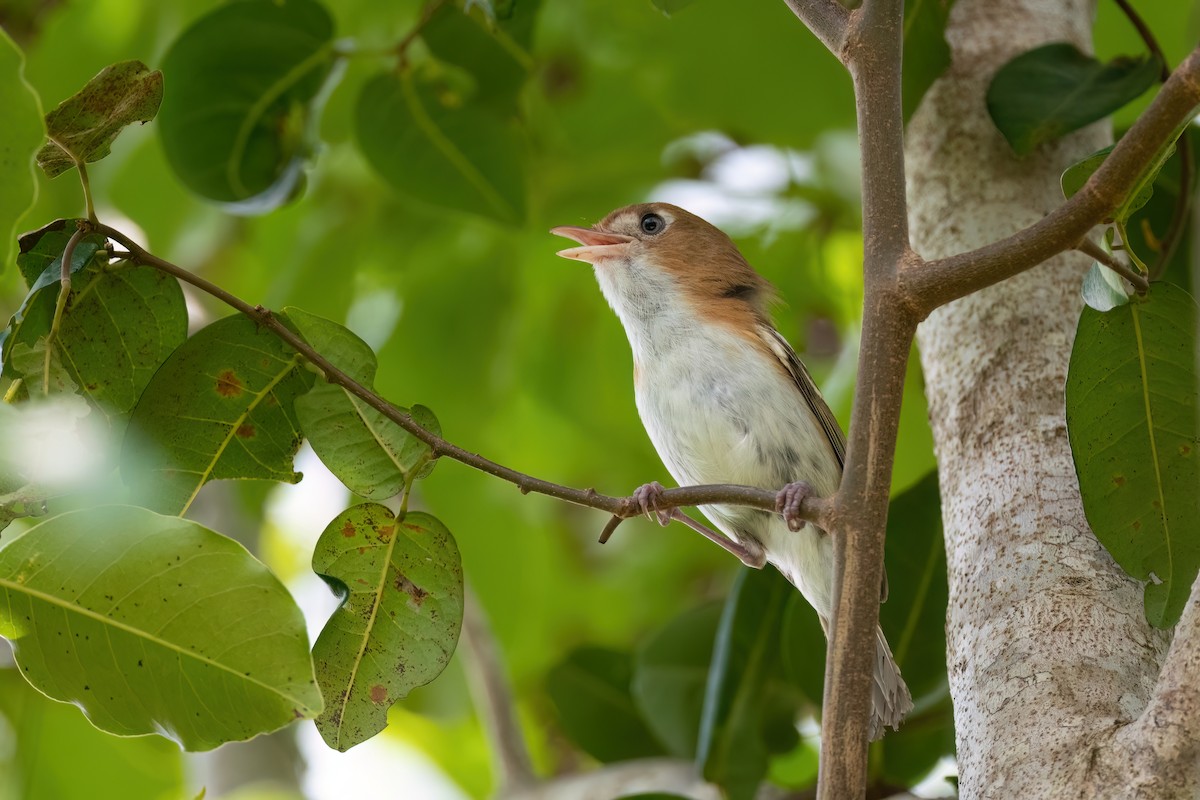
698 567 800 800
1066 283 1200 628
122 314 314 515
0 29 43 272
0 221 187 424
355 70 526 224
631 601 723 758
545 646 667 763
0 505 322 750
987 43 1160 155
902 0 955 122
35 60 162 178
157 0 339 211
288 307 439 499
312 505 463 751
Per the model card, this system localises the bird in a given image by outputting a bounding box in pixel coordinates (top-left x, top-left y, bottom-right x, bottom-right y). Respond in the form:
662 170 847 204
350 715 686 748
551 202 912 739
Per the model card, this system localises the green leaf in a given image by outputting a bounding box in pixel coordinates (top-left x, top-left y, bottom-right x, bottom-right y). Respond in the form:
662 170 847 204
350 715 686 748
35 60 163 178
902 0 955 122
1066 283 1200 627
1061 134 1181 226
698 567 798 800
157 0 339 212
0 29 43 272
122 314 315 516
0 222 187 425
355 70 526 224
1081 260 1131 313
420 1 533 114
880 685 954 786
312 505 463 751
631 601 723 758
987 43 1160 155
0 505 322 750
288 308 439 499
545 646 667 763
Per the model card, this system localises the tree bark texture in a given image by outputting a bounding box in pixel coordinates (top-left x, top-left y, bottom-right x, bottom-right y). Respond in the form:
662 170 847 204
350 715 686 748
905 0 1185 797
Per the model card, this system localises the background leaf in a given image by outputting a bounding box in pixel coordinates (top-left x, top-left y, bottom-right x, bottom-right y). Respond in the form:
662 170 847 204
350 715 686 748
420 1 534 114
312 505 463 751
1081 261 1131 312
631 601 723 759
289 307 439 499
698 567 799 800
1061 137 1178 224
157 0 339 211
355 70 526 224
122 314 314 515
0 505 322 750
35 60 162 178
902 0 955 122
1066 283 1200 627
0 29 43 272
987 43 1160 155
545 646 667 763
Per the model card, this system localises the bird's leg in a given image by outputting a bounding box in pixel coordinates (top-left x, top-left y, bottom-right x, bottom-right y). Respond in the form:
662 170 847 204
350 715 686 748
666 508 766 568
776 480 815 532
631 482 766 568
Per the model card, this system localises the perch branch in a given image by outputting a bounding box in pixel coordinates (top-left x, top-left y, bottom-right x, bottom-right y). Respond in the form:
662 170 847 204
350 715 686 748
92 223 833 538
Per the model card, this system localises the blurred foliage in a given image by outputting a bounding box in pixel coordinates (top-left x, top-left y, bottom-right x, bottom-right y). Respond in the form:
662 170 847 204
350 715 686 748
0 1 1197 799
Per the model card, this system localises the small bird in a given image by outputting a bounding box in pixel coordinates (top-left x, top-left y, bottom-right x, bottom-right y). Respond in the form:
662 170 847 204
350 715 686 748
552 202 912 739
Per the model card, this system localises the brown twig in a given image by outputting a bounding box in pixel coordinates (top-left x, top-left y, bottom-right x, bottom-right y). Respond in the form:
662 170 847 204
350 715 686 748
91 223 832 539
781 0 851 59
1075 236 1150 293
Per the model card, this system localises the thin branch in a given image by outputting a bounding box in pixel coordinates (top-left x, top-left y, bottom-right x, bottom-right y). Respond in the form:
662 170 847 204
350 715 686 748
43 225 88 394
92 223 833 534
815 0 910 797
781 0 851 59
1113 0 1170 82
459 587 535 793
905 45 1200 314
1075 236 1149 293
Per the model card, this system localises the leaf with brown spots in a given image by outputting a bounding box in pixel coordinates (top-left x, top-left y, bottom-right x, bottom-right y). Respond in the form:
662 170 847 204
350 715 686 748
287 307 440 500
122 314 314 515
36 60 163 178
311 504 462 751
1066 282 1200 628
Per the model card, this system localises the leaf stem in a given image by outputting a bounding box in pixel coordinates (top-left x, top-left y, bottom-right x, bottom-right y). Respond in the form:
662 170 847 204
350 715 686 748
1075 236 1149 294
48 135 97 224
42 224 88 394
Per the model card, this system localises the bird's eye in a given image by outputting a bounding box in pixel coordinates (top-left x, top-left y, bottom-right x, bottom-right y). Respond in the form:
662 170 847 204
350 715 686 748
640 213 665 235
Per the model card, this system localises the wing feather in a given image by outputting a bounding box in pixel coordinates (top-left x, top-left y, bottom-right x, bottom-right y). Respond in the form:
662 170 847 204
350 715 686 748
758 326 846 469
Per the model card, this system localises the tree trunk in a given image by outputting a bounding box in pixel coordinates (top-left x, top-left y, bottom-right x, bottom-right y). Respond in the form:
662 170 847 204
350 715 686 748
904 0 1186 796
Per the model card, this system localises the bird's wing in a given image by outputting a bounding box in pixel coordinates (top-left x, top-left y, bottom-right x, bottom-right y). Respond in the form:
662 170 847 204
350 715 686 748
759 326 846 470
759 326 889 602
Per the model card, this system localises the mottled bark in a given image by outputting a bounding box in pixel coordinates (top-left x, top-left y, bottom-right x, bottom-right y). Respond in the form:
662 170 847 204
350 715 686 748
907 1 1197 797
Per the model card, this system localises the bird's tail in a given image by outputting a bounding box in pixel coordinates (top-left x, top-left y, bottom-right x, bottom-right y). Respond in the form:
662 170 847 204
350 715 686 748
869 625 913 740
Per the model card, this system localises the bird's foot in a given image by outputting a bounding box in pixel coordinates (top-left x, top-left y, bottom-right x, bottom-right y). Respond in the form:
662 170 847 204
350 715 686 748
633 481 672 526
776 481 814 532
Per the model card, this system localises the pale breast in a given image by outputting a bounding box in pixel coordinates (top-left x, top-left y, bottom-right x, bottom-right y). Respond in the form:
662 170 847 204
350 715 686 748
634 325 841 511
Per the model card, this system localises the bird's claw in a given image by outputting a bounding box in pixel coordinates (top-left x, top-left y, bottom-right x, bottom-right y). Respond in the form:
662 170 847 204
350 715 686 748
776 481 814 532
633 481 672 526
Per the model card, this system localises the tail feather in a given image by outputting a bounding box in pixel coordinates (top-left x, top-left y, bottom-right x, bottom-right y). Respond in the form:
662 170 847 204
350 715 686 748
869 625 913 740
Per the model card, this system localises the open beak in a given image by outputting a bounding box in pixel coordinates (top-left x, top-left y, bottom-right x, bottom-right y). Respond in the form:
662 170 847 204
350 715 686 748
550 226 634 263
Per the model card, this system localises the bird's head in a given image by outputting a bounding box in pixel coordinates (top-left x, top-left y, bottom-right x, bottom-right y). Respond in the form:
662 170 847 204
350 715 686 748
551 203 773 334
